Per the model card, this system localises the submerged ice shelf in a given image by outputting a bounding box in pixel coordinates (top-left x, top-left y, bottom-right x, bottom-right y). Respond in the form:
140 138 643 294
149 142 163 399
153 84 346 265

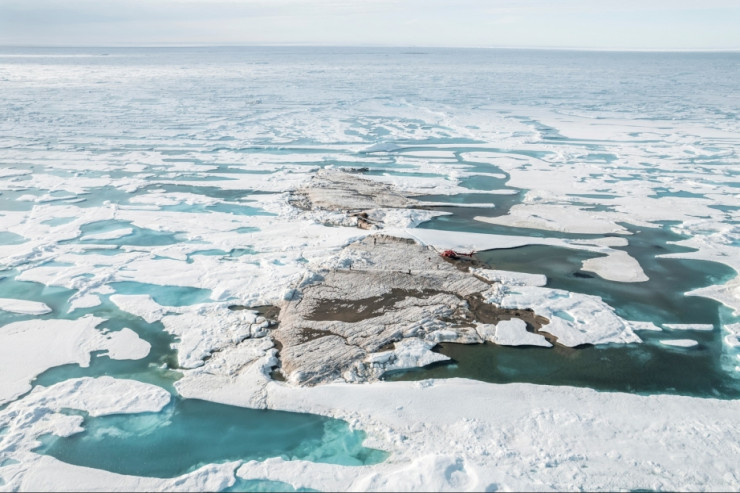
0 46 739 491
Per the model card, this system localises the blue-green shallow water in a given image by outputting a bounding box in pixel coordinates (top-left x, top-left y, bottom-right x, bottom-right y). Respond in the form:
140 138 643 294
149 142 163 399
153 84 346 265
0 231 26 245
34 398 387 478
32 307 181 391
23 292 388 478
110 281 213 306
0 272 78 323
71 220 183 247
27 310 387 479
224 479 319 492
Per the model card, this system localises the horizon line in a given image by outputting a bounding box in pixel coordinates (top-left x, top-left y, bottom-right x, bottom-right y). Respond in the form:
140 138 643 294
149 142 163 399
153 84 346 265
1 43 739 54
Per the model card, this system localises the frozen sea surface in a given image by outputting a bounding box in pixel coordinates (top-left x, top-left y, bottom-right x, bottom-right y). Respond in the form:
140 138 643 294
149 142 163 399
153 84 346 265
1 46 739 490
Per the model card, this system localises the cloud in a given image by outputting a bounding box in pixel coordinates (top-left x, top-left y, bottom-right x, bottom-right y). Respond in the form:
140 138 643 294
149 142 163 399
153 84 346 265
1 0 738 49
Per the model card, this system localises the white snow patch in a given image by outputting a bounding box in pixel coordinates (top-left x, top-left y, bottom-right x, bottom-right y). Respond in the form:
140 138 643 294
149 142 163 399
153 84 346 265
489 285 642 347
722 323 740 355
663 323 714 331
109 294 170 324
361 338 450 378
629 320 663 332
362 142 402 153
484 318 552 347
474 204 630 235
19 457 239 493
659 339 699 348
67 294 102 312
160 304 265 369
685 276 740 316
581 250 649 283
0 315 150 404
0 298 52 315
372 208 448 229
101 328 151 360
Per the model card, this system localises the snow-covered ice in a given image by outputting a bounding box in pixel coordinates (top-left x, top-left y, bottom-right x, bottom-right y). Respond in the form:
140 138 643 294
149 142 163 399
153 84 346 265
487 285 643 347
481 318 552 347
659 339 700 348
0 298 52 315
0 315 151 404
663 323 714 331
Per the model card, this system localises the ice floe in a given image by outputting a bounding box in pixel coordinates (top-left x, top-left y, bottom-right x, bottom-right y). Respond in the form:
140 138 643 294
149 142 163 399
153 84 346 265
101 328 151 360
487 285 643 347
0 315 151 404
360 338 451 380
0 298 52 315
475 203 630 235
663 323 714 331
161 304 270 369
479 318 552 347
659 339 699 348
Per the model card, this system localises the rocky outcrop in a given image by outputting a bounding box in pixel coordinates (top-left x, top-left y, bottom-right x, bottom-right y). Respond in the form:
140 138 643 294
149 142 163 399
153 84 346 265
273 235 547 385
289 169 430 229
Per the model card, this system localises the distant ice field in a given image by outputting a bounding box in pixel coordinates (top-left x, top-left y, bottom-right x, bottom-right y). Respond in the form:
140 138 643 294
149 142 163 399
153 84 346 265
1 47 739 489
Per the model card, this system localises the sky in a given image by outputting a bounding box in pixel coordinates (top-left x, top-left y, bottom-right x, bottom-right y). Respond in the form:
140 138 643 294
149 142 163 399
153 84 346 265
1 0 739 50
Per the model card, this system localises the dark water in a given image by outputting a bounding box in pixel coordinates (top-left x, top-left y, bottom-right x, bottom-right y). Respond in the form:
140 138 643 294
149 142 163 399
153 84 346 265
390 223 740 398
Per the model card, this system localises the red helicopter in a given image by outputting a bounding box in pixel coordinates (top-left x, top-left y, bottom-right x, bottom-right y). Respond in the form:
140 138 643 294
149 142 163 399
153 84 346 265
440 249 475 260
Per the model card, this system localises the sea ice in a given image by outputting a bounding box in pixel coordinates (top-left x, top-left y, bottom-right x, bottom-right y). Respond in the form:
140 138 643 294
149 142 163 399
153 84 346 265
205 376 740 492
0 315 151 404
101 328 151 360
722 323 740 349
663 323 714 331
0 298 52 315
67 294 102 312
488 285 642 347
109 294 170 324
659 339 699 348
580 249 649 283
160 304 268 369
359 338 451 380
482 318 552 347
685 275 740 316
474 203 629 235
